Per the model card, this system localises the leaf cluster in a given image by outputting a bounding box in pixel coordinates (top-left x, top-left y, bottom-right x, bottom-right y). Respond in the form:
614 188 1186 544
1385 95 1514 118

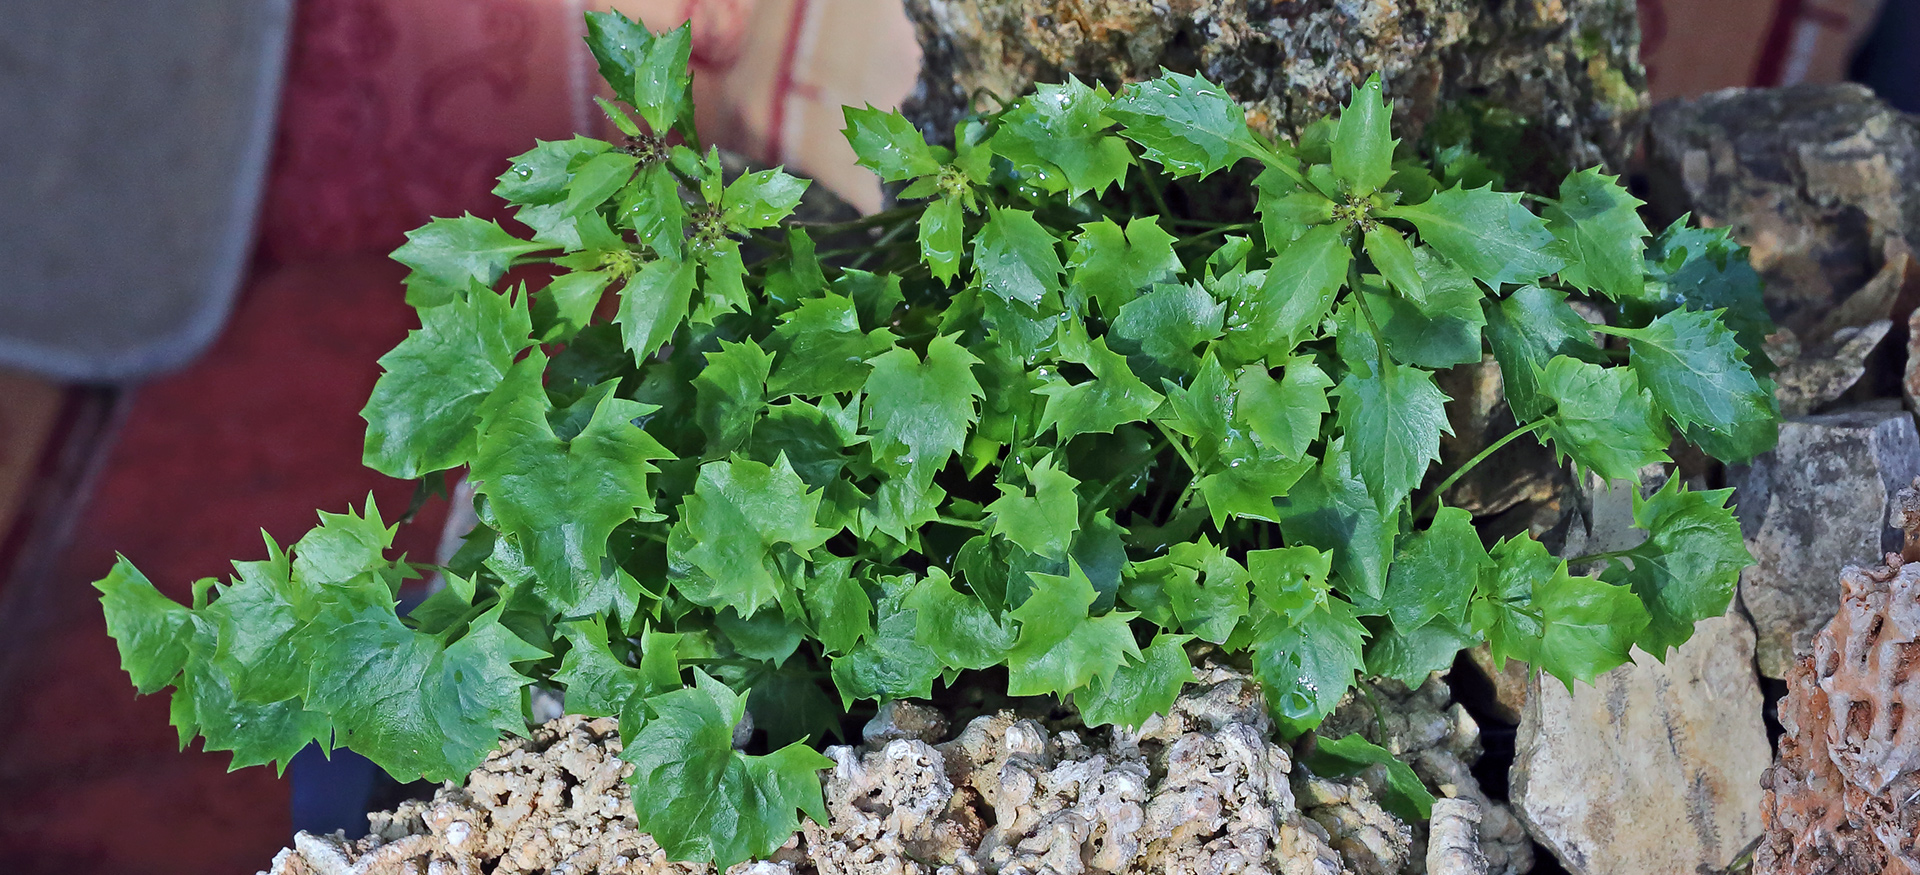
97 14 1777 867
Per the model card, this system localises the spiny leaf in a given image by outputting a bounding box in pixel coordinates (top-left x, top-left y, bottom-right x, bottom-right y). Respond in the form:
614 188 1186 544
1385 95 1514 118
1076 632 1194 729
623 671 833 867
95 557 193 695
991 76 1132 196
862 335 983 479
1602 477 1749 655
1035 336 1164 443
909 569 1015 670
1537 355 1671 481
1109 71 1266 178
842 105 942 182
392 215 547 307
670 454 834 618
1067 217 1182 317
1331 73 1395 196
1223 223 1350 362
973 207 1064 306
362 285 534 478
1547 167 1650 302
1380 507 1488 631
1385 186 1563 288
1007 563 1141 697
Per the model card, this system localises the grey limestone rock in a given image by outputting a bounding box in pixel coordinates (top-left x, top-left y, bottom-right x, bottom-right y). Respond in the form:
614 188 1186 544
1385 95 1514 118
1509 611 1770 875
1730 404 1920 678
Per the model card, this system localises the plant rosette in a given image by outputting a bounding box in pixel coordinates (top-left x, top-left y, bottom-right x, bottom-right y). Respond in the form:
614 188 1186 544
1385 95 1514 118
97 11 1778 868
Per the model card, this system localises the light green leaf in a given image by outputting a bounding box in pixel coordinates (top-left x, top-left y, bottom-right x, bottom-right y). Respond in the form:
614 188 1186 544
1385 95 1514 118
1363 225 1422 303
973 207 1063 306
1035 336 1164 443
722 169 810 230
920 195 966 284
1109 71 1265 178
1234 357 1332 461
670 454 834 618
362 286 534 478
1303 734 1435 822
1333 332 1450 513
842 105 942 182
1381 507 1489 631
1331 73 1395 195
862 335 983 479
986 456 1081 561
623 671 833 867
1162 540 1252 643
472 355 674 608
1385 186 1563 287
693 339 772 457
1615 308 1775 452
1006 563 1141 697
1601 477 1749 655
1067 217 1182 317
1076 632 1194 729
909 569 1015 670
1250 596 1366 734
830 575 942 703
555 619 680 718
990 76 1132 196
1485 284 1605 422
617 254 697 363
802 558 871 655
1537 356 1671 481
1223 223 1350 362
765 294 895 399
495 137 612 205
392 215 546 306
94 557 193 695
1547 167 1650 301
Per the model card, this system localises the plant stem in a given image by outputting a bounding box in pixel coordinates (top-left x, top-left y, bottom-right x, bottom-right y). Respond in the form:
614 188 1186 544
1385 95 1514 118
935 515 987 530
848 215 918 271
1414 419 1550 520
791 203 925 231
1173 223 1260 248
1154 423 1203 477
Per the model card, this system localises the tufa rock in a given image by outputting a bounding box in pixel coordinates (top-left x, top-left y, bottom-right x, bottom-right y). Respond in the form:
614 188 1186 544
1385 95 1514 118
1427 798 1490 875
1756 553 1920 874
901 0 1647 178
259 667 1469 875
1729 404 1920 678
1510 610 1770 875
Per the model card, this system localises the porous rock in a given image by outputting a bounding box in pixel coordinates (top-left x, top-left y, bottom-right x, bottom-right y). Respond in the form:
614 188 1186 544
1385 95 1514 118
1648 85 1920 413
1316 676 1532 875
1729 404 1920 678
259 667 1468 875
902 0 1646 177
1509 611 1770 875
1756 556 1920 874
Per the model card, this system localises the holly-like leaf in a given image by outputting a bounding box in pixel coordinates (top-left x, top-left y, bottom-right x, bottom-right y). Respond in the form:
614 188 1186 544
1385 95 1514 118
1359 252 1486 370
471 355 674 608
1223 223 1350 362
173 616 330 774
1533 570 1646 686
862 335 983 479
973 208 1063 306
392 215 547 306
1331 73 1395 196
554 619 681 718
1601 477 1749 655
801 558 871 655
495 137 613 206
722 169 810 230
1333 331 1450 513
990 76 1132 196
1485 284 1606 422
1537 356 1671 480
1274 440 1396 601
1255 169 1335 251
362 286 534 478
669 454 834 618
1614 308 1775 455
920 195 966 284
1076 632 1194 728
1111 282 1226 375
1109 71 1266 178
1643 219 1773 359
986 456 1081 561
305 602 543 783
830 575 942 704
1163 540 1252 643
765 294 895 399
1381 507 1488 631
95 557 193 695
1006 563 1141 697
1067 217 1182 317
1035 336 1164 443
1546 167 1650 302
909 570 1015 670
1385 186 1563 288
1363 225 1423 303
1247 545 1332 625
1250 595 1367 734
693 339 772 458
617 254 697 363
842 105 942 182
623 671 833 867
1235 357 1332 461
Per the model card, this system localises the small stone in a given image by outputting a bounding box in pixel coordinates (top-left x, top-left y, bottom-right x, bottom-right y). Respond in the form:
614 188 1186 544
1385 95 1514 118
862 699 951 746
1510 612 1770 875
1648 84 1920 343
1729 404 1920 677
1463 644 1529 725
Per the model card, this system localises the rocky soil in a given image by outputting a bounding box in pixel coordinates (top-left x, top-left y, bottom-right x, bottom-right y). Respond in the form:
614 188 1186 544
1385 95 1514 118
257 667 1524 875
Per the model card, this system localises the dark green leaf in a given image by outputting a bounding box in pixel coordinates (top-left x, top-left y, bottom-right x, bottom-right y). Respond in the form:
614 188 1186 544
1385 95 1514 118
1333 330 1450 513
1275 439 1395 601
1109 71 1265 178
1616 308 1775 454
669 455 834 618
1602 477 1748 655
909 569 1015 670
392 216 546 306
1331 73 1395 195
1303 734 1435 822
693 339 772 457
1381 507 1488 631
1223 223 1350 362
973 208 1063 306
986 456 1081 560
862 335 983 479
363 286 534 478
1485 285 1605 422
1076 632 1194 728
1537 355 1671 480
1006 563 1140 697
617 254 697 363
1036 336 1164 443
1546 167 1650 301
1250 596 1366 734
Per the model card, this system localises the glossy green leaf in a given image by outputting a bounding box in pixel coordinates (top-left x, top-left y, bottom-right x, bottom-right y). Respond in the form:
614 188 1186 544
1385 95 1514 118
991 76 1132 196
1331 73 1395 195
1385 186 1563 288
909 569 1015 670
1067 217 1182 317
363 286 534 478
842 105 942 182
1537 356 1671 480
1109 72 1265 178
1076 632 1194 728
1006 563 1140 697
670 454 834 617
1546 167 1650 301
973 207 1063 306
1601 477 1749 655
392 216 546 306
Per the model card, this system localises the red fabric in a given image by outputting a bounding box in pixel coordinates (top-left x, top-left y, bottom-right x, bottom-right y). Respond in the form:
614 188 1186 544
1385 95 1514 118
0 0 589 871
0 256 452 875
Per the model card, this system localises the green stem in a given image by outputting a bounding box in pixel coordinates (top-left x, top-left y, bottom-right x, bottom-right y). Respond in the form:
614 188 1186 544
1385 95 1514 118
848 215 918 270
1153 422 1203 477
791 203 925 231
1140 165 1173 217
1566 548 1634 567
1414 419 1550 520
1173 223 1261 248
935 515 988 531
1251 138 1309 188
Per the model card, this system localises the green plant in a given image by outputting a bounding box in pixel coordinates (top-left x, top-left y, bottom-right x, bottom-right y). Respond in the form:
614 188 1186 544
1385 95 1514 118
96 11 1777 867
